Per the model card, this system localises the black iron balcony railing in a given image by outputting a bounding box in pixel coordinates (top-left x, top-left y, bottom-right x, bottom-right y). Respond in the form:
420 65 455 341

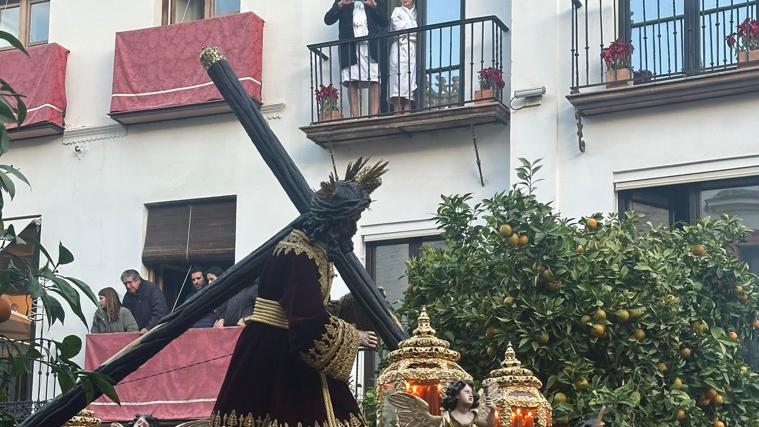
307 15 509 124
571 0 759 92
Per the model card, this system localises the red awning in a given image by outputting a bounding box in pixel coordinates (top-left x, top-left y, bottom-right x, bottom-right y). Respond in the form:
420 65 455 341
0 43 69 136
110 12 264 117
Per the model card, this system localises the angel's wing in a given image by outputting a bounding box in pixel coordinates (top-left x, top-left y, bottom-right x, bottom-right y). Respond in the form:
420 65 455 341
387 392 443 427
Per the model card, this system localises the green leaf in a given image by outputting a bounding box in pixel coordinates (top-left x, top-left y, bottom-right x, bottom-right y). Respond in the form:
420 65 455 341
57 369 75 393
59 335 82 360
89 372 121 405
57 242 74 265
0 127 9 155
41 293 65 325
0 164 30 187
48 274 87 326
0 31 27 54
0 170 16 199
65 276 97 306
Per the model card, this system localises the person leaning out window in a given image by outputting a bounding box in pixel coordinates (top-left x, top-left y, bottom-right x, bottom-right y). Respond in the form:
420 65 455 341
91 287 139 333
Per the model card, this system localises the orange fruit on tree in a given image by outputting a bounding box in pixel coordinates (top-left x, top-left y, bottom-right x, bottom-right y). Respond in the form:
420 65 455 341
536 334 550 345
615 309 630 322
593 308 607 322
542 268 555 281
586 218 598 230
575 377 589 391
498 224 513 237
506 234 519 246
554 392 567 403
546 281 562 291
729 331 738 340
752 319 759 329
633 329 646 342
517 234 529 246
0 299 10 323
656 362 668 374
706 388 718 400
677 408 687 421
698 398 711 407
580 315 592 325
503 296 514 306
485 327 496 338
738 294 749 302
691 244 706 256
672 378 684 390
576 244 585 253
713 420 725 427
680 347 692 359
591 324 606 338
713 394 724 406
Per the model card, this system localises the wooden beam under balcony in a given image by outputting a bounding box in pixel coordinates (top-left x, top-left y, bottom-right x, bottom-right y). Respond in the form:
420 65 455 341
567 66 759 116
300 102 509 146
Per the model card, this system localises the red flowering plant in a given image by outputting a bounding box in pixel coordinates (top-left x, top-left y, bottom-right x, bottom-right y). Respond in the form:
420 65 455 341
725 18 759 52
478 67 505 91
600 38 634 70
315 84 339 112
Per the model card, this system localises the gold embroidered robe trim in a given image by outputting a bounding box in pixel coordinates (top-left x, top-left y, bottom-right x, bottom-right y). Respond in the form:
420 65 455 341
273 230 334 304
209 410 366 427
300 315 361 383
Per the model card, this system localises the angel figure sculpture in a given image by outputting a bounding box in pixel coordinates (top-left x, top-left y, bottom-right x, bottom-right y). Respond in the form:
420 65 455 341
388 380 497 427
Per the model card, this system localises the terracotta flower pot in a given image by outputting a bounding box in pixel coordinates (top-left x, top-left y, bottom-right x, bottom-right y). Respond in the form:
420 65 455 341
605 68 633 88
474 88 495 104
737 49 759 68
319 109 342 122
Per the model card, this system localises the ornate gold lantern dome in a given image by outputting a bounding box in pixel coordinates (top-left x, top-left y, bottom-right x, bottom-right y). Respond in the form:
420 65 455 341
484 343 551 427
376 307 472 424
61 409 101 427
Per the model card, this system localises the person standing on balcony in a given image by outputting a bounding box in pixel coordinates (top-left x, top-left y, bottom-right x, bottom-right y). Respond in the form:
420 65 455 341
91 287 139 334
388 0 417 113
189 266 217 328
121 269 168 333
324 0 389 118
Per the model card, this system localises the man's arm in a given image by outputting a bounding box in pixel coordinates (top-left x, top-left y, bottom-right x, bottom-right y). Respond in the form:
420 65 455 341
146 285 168 330
325 0 347 25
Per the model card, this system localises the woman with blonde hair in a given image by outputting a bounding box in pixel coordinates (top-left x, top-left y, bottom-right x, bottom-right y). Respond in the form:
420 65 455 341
91 287 139 333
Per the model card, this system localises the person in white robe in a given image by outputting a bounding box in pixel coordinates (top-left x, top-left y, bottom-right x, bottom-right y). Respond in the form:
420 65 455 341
388 0 417 112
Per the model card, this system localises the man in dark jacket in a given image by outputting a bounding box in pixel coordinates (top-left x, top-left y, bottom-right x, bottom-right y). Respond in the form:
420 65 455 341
324 0 388 117
121 269 168 333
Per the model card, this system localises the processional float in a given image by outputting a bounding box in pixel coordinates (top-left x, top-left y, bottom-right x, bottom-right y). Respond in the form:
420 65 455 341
22 47 407 427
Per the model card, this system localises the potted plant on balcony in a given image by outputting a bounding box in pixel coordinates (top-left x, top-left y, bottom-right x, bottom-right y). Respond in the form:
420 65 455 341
601 39 634 88
315 84 341 122
725 18 759 67
475 67 504 103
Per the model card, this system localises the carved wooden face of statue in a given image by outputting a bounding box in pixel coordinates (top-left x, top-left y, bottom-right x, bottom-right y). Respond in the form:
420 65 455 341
457 384 475 409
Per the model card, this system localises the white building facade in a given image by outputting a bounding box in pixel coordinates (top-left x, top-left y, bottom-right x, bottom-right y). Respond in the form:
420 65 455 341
1 0 758 419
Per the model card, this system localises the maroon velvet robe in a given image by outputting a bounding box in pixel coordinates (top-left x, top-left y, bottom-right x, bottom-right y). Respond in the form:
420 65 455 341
211 230 366 427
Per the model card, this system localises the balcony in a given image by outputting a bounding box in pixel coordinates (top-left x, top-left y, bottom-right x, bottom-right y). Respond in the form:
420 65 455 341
567 0 759 116
300 16 510 147
108 12 263 125
0 43 69 140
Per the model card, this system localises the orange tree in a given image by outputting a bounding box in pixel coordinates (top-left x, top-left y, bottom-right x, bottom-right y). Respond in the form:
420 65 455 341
398 160 759 426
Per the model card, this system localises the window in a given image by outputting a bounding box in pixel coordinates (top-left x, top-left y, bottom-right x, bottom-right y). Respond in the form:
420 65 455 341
0 0 49 48
360 235 445 393
162 0 240 25
622 0 758 77
142 196 236 308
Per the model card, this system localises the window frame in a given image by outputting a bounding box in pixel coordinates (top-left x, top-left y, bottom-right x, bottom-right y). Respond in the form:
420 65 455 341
161 0 239 25
0 0 49 49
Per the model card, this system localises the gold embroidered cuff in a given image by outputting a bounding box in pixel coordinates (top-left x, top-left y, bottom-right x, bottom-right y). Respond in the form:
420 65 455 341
300 315 361 383
250 297 289 330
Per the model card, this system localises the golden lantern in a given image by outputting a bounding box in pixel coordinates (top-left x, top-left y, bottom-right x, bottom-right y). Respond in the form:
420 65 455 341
484 343 551 427
376 307 472 425
61 409 101 427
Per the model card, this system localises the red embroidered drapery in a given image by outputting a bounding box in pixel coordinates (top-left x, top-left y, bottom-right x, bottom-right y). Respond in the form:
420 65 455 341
109 12 264 116
0 43 68 135
85 327 243 421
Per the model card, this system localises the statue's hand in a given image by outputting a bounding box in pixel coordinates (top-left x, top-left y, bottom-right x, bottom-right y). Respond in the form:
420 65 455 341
359 330 378 348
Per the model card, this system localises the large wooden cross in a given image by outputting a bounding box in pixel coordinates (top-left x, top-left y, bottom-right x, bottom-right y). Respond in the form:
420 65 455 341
22 48 407 427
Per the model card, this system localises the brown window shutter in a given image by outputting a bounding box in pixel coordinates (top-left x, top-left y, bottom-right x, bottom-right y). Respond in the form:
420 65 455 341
142 204 191 264
142 197 236 265
187 199 236 263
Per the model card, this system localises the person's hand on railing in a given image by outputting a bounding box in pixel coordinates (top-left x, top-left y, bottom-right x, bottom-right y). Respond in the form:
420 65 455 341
213 319 225 329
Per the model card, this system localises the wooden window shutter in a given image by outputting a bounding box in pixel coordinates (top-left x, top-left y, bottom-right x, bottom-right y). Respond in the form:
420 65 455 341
142 198 236 264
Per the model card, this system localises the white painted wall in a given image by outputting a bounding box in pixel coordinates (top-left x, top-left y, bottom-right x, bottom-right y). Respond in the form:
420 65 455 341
2 0 511 371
